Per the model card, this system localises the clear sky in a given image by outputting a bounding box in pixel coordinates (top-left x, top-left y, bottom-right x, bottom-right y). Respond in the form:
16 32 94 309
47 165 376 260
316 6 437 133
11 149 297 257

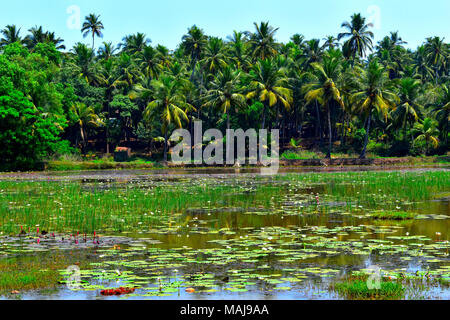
1 0 449 51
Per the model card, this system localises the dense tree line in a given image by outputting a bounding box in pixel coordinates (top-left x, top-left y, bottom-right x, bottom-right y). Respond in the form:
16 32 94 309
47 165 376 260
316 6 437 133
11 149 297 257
0 13 448 170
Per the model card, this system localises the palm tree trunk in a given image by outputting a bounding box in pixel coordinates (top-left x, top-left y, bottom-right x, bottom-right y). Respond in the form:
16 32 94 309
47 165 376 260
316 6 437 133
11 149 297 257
163 129 168 162
360 113 372 159
190 57 198 82
315 101 323 146
92 33 95 49
80 126 86 155
261 103 267 130
326 106 332 159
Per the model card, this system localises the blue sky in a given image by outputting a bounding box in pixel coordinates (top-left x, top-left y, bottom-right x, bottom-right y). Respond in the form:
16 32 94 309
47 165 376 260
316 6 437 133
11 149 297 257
1 0 449 51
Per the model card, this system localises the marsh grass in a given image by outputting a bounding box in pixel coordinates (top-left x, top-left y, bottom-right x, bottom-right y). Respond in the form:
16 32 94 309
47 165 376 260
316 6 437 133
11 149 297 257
369 211 417 220
331 275 405 300
0 170 448 235
0 253 91 292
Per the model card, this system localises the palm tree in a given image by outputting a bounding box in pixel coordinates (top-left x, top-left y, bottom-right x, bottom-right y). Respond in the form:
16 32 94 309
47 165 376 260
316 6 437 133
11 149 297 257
247 22 279 61
303 52 345 158
414 46 434 81
430 84 450 145
246 59 293 130
227 31 251 71
24 26 45 49
137 45 162 79
338 13 374 64
81 14 104 49
351 59 399 158
412 118 440 154
70 43 97 84
0 25 21 47
203 66 246 130
323 36 339 50
46 32 65 50
24 26 65 50
390 78 423 141
291 34 306 49
300 39 325 70
120 33 151 54
156 45 172 67
181 25 207 81
202 37 228 76
98 42 117 60
143 76 195 161
424 37 448 84
389 31 407 47
70 102 103 153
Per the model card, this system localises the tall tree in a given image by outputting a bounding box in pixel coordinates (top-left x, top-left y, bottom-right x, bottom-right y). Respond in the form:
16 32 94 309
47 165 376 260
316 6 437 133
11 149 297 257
351 59 399 158
303 52 345 158
390 78 423 141
430 84 450 145
424 37 448 84
246 59 293 130
338 13 374 64
143 76 194 161
81 13 104 49
181 25 207 81
247 22 279 61
203 66 246 130
0 25 21 47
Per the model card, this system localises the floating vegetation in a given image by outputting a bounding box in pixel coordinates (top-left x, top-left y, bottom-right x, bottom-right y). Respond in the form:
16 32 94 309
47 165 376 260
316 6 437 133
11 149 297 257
0 169 448 300
331 275 405 300
369 211 417 220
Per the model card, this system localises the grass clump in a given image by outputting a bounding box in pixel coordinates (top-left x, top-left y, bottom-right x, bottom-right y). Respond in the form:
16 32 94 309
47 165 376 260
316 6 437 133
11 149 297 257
331 275 405 300
0 252 92 294
370 210 417 220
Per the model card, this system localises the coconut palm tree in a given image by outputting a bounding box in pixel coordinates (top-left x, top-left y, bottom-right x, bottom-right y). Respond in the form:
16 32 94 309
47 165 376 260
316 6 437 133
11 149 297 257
70 43 97 84
98 42 117 60
81 14 104 49
338 13 374 64
203 66 246 130
351 59 399 158
247 22 279 61
181 25 207 81
424 37 448 84
303 52 345 158
137 45 162 80
120 33 151 54
155 45 172 68
323 36 339 50
390 78 423 141
300 39 325 70
0 25 21 47
45 32 65 50
291 34 306 49
227 31 251 71
430 83 450 144
70 102 103 153
246 59 293 130
412 118 440 154
202 37 228 76
143 75 195 161
413 46 434 81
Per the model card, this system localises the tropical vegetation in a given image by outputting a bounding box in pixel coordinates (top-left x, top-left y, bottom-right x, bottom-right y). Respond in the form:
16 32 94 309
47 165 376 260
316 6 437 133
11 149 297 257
0 13 449 170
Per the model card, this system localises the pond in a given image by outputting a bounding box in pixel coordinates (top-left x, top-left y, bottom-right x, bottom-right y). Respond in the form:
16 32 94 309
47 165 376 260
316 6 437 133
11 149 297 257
0 168 449 300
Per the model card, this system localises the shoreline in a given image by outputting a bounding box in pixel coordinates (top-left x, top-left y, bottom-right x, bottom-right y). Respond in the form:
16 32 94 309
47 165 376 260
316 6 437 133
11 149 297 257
0 156 448 175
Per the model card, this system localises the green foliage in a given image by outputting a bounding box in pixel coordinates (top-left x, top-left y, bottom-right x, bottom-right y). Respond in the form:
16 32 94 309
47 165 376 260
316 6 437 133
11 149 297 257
0 48 67 171
332 276 405 300
0 15 449 171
